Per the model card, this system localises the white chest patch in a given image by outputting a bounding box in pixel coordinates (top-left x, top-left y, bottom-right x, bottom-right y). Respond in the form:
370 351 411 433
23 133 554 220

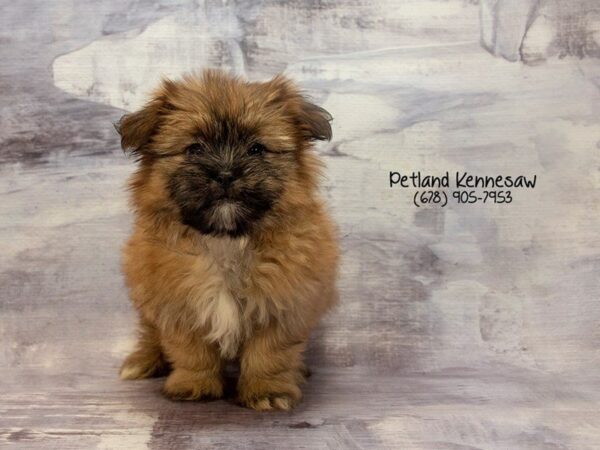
198 285 243 358
190 236 251 358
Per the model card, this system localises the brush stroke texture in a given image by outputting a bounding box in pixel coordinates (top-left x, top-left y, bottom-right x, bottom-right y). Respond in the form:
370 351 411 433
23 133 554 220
1 0 600 448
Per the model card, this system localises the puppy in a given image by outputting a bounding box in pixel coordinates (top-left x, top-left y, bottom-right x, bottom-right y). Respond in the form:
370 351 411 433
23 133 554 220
116 69 339 411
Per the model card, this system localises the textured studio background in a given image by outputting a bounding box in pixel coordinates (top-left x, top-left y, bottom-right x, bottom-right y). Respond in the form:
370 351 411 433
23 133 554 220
1 1 600 448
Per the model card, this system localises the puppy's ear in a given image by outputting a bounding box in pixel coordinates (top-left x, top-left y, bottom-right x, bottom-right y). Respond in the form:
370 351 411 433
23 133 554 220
295 101 333 141
114 80 176 156
267 74 333 142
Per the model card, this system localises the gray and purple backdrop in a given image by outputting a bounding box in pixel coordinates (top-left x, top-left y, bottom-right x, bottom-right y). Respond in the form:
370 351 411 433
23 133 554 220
1 0 600 448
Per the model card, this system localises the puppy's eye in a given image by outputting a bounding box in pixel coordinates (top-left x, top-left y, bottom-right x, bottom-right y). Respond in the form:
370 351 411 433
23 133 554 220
247 143 266 156
186 143 204 155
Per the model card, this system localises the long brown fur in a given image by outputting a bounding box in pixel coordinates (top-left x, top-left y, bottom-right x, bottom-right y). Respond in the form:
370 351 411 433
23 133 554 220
117 70 339 411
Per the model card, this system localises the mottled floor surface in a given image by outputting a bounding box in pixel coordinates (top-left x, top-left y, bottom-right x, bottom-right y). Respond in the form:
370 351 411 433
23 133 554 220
2 1 600 449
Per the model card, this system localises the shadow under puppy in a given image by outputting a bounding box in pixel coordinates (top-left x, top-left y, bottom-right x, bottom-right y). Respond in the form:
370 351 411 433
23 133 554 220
117 70 339 411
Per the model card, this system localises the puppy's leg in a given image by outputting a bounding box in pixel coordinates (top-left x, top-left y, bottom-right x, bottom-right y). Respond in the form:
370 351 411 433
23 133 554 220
120 317 169 380
238 326 307 411
161 334 224 401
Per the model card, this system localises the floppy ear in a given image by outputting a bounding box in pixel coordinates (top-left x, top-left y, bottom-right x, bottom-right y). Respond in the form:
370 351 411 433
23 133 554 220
267 74 333 142
114 80 175 156
296 100 333 141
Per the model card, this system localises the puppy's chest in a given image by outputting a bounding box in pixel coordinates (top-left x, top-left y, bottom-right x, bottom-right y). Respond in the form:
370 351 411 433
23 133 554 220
201 237 251 291
184 237 254 358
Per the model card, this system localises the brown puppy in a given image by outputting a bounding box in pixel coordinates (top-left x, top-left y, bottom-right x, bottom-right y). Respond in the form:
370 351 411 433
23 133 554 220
117 69 339 411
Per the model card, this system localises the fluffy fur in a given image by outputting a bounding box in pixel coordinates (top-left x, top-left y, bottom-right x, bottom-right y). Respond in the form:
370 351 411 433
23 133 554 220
117 70 339 411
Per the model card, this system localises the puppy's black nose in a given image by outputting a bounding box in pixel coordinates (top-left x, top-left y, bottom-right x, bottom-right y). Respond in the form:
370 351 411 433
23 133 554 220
217 171 235 187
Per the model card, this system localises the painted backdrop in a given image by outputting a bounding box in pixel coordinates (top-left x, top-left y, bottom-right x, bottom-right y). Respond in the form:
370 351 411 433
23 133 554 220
1 1 599 448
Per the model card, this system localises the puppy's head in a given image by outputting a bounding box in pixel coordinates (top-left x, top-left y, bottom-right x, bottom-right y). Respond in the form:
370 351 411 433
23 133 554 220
117 70 332 237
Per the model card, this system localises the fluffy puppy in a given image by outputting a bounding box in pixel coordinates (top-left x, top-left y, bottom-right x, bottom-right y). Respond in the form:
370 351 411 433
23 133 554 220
117 69 339 411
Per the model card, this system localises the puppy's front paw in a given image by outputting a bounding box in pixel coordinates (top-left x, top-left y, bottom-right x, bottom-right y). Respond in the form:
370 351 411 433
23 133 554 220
162 368 223 401
239 377 303 411
120 350 168 380
244 393 298 411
